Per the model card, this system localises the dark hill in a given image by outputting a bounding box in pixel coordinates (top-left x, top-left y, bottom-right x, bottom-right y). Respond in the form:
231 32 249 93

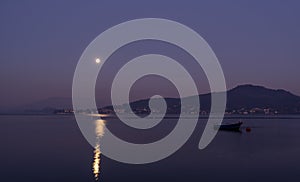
226 85 300 112
103 84 300 114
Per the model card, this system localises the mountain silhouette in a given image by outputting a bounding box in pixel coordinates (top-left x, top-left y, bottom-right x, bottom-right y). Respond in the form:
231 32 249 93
5 84 300 114
102 84 300 115
226 85 300 111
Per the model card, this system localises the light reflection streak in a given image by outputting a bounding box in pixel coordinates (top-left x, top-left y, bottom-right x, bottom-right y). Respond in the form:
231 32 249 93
93 119 105 181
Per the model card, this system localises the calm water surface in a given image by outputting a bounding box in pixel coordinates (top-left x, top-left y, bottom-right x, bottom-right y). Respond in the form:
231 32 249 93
1 115 300 182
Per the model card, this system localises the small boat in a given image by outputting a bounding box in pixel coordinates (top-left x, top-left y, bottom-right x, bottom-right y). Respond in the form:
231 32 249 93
214 121 243 131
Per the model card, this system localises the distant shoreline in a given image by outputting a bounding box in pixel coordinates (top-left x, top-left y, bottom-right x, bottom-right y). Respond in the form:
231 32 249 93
1 113 300 120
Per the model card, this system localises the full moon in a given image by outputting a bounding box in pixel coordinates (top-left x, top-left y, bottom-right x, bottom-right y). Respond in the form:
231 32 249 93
95 58 101 64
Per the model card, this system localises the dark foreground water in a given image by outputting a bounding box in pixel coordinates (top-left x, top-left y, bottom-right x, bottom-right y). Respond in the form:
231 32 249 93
1 115 300 182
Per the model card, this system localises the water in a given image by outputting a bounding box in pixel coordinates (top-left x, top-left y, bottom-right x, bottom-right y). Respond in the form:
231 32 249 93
1 115 300 182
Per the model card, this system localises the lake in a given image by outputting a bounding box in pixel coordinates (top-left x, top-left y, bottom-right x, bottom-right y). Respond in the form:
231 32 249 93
1 115 300 182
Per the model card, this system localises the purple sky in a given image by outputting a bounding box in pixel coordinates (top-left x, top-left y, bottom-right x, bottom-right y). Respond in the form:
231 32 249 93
0 0 300 109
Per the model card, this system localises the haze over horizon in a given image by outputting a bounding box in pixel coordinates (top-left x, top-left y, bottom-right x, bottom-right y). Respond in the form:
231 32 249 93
6 83 300 113
1 0 300 109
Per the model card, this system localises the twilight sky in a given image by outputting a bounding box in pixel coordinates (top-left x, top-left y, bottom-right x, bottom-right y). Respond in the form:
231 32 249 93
0 0 300 109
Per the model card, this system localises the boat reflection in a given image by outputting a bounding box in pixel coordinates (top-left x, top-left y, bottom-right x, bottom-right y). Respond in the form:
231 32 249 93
93 119 105 181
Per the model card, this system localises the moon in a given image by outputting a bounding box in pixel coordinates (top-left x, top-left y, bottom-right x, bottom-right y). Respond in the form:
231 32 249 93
95 58 101 64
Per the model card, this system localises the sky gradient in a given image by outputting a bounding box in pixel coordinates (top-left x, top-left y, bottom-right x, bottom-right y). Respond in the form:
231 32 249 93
0 0 300 109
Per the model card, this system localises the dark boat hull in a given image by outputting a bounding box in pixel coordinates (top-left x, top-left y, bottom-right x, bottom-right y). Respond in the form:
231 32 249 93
215 122 243 131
